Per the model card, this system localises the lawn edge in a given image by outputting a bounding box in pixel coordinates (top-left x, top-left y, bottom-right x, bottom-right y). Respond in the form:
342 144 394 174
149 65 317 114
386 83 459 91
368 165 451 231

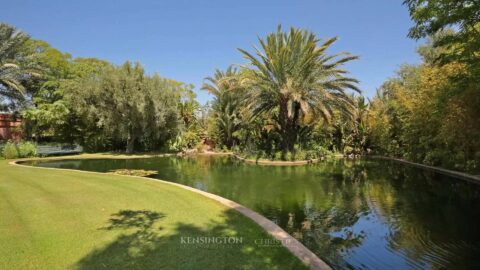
8 157 331 270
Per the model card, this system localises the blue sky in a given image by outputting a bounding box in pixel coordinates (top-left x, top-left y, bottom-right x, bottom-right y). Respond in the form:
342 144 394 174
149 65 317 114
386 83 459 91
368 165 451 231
2 0 421 104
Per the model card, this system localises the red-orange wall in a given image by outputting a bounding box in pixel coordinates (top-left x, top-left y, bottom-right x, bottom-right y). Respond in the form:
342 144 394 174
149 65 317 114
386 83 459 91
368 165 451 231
0 114 22 141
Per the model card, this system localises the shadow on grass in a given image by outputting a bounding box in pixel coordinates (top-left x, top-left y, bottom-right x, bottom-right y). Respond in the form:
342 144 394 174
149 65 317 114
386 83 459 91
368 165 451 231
75 209 306 270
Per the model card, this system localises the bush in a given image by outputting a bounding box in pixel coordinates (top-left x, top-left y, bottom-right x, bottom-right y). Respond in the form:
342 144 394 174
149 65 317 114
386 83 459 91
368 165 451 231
297 150 311 160
195 142 205 153
274 151 283 161
255 150 265 160
285 151 294 161
19 142 37 157
305 150 317 160
2 141 38 159
314 146 331 158
169 130 202 152
2 142 19 159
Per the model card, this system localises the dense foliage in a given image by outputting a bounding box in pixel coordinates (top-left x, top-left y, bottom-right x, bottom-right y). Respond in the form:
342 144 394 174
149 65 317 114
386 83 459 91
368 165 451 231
1 141 37 159
0 24 194 153
201 66 244 149
367 1 480 173
65 62 183 153
203 27 361 160
1 5 479 172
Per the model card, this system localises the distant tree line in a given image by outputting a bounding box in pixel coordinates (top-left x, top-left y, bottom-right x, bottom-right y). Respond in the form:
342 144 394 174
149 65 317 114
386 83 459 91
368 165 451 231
1 0 479 172
202 0 480 172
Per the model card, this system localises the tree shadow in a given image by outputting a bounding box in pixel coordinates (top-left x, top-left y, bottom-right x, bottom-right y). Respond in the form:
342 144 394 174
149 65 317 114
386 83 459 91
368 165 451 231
75 209 307 270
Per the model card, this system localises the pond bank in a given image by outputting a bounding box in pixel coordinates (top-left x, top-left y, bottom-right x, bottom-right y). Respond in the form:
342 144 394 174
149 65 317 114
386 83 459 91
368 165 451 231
15 153 480 269
10 155 330 270
370 155 480 184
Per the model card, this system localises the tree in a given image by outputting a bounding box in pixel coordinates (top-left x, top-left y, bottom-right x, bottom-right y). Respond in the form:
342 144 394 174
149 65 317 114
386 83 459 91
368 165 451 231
65 62 181 153
20 40 74 140
202 66 244 148
0 23 38 106
21 51 111 142
405 0 480 78
367 56 480 173
174 84 202 150
405 0 480 39
238 26 360 155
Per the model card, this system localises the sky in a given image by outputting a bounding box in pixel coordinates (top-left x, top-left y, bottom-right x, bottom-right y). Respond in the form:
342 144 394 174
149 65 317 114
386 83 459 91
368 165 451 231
2 0 421 104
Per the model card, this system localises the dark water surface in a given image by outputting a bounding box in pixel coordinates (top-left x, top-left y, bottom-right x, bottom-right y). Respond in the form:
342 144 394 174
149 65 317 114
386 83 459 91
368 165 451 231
26 156 480 269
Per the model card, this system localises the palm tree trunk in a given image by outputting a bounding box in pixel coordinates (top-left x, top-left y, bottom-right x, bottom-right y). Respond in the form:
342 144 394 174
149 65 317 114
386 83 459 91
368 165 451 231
278 98 298 157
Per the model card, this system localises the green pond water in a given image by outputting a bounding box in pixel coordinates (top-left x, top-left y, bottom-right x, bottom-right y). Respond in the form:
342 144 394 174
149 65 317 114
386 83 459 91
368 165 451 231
26 156 480 269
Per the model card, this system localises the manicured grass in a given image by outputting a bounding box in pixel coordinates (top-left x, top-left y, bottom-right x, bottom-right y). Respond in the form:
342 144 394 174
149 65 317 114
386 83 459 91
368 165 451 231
0 157 306 270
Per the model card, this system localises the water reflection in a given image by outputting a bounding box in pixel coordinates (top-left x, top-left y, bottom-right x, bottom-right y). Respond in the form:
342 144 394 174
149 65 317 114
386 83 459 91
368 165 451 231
28 156 480 269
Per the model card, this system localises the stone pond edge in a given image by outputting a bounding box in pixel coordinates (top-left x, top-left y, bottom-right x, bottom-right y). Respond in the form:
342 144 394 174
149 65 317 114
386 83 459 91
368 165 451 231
9 158 331 270
370 155 480 184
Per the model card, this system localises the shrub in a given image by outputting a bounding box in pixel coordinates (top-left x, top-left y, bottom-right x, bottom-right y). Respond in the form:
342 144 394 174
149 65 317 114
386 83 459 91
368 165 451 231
255 150 265 160
195 142 205 153
274 151 283 161
304 150 317 160
2 141 38 159
300 149 317 160
343 145 354 155
2 142 19 159
18 142 37 157
315 146 331 158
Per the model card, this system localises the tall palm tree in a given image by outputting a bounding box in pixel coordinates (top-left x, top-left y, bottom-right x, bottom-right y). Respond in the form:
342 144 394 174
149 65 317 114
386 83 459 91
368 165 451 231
239 26 360 153
0 23 31 96
202 66 244 148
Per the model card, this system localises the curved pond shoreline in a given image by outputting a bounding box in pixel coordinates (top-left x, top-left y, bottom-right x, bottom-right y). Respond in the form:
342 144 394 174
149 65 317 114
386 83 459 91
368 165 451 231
233 152 480 183
10 158 331 270
13 154 480 269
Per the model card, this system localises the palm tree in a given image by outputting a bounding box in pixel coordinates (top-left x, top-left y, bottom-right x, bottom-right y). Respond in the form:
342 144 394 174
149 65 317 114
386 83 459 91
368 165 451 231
239 26 360 153
202 66 244 148
352 95 369 153
0 23 31 96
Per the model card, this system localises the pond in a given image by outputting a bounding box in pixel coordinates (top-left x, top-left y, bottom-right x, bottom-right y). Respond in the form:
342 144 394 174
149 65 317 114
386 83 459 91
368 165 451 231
25 156 480 269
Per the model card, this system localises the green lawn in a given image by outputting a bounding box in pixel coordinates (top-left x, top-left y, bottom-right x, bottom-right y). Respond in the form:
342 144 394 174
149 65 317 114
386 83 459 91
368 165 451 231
0 157 306 270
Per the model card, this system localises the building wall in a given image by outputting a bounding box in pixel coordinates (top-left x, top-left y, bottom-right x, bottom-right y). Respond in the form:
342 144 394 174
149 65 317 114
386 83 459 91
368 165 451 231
0 114 22 141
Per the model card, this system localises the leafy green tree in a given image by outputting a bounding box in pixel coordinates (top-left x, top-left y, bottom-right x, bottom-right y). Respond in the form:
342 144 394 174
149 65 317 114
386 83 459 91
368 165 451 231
66 62 181 153
20 40 74 140
405 0 480 78
405 0 480 40
367 56 480 173
238 26 360 155
20 40 112 142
